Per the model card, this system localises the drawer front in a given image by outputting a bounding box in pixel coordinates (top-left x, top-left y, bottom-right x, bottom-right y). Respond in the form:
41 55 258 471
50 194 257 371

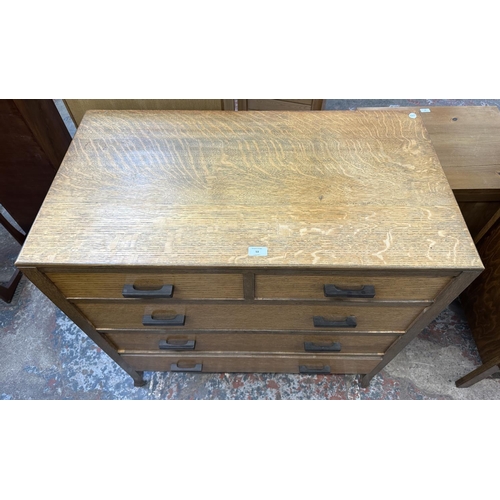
104 331 400 354
121 353 382 374
78 302 423 331
47 272 244 299
255 275 452 301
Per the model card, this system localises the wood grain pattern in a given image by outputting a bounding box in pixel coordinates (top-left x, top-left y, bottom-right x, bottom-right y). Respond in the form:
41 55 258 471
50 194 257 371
47 272 244 299
16 110 480 271
104 331 399 354
255 274 451 300
360 105 500 249
360 106 500 187
63 99 230 126
76 302 424 331
420 106 500 171
121 352 382 374
15 109 484 385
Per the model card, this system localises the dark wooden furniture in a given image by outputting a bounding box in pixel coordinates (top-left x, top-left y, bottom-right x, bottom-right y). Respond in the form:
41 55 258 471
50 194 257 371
16 110 481 387
457 217 500 386
238 99 324 111
0 99 71 302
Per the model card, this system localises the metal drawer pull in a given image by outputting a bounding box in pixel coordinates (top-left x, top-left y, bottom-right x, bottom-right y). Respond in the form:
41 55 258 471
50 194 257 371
159 339 195 350
122 284 174 298
171 363 202 372
299 365 331 374
142 313 185 326
313 315 356 328
304 341 342 352
324 284 375 298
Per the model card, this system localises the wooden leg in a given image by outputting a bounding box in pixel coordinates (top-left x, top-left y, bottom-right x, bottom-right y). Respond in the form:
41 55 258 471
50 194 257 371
0 209 25 303
456 359 500 388
0 210 26 245
0 269 23 303
133 371 148 387
360 373 373 388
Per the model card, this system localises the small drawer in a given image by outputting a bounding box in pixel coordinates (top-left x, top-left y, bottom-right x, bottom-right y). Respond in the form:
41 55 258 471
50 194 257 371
103 331 400 354
47 272 244 299
77 302 424 332
121 352 382 374
255 274 452 301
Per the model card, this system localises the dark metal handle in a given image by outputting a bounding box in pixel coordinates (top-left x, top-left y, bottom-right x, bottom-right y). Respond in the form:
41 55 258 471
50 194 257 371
324 284 375 298
299 365 331 374
313 315 356 328
171 363 202 372
304 341 342 352
142 314 185 326
122 284 173 298
159 340 195 350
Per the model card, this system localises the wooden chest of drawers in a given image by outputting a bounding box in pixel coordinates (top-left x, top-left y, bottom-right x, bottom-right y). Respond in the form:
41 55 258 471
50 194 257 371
16 109 483 387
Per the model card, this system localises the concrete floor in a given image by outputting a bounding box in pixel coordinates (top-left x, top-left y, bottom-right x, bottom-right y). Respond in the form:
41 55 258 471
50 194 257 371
1 99 500 399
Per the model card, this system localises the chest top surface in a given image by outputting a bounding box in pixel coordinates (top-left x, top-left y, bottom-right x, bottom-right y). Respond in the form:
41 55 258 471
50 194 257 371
17 109 481 270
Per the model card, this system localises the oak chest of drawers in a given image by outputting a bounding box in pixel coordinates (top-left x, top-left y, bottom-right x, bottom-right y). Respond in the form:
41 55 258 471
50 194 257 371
16 109 483 387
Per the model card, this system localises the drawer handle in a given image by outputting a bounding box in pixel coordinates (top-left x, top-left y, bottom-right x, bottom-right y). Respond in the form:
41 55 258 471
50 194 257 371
122 284 174 298
324 284 375 298
313 315 356 328
159 339 195 350
171 363 202 372
304 341 342 352
299 365 331 374
142 313 186 326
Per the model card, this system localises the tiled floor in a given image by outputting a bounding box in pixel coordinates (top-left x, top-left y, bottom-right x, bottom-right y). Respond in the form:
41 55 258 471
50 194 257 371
1 99 500 399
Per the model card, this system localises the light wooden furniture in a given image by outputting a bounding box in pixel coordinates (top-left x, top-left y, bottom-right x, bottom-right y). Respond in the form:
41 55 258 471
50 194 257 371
16 110 482 387
238 99 324 111
0 99 71 302
418 106 500 244
64 99 235 127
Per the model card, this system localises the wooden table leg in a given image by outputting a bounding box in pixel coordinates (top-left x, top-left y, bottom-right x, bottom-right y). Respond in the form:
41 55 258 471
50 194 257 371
133 371 148 387
456 358 500 388
0 269 22 303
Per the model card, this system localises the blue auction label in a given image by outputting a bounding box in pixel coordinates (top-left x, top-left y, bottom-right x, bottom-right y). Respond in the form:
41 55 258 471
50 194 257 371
248 247 268 256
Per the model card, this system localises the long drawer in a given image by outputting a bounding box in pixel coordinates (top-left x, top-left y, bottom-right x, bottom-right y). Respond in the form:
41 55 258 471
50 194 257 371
77 302 424 331
47 272 244 299
121 352 382 374
255 274 452 300
103 331 400 354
